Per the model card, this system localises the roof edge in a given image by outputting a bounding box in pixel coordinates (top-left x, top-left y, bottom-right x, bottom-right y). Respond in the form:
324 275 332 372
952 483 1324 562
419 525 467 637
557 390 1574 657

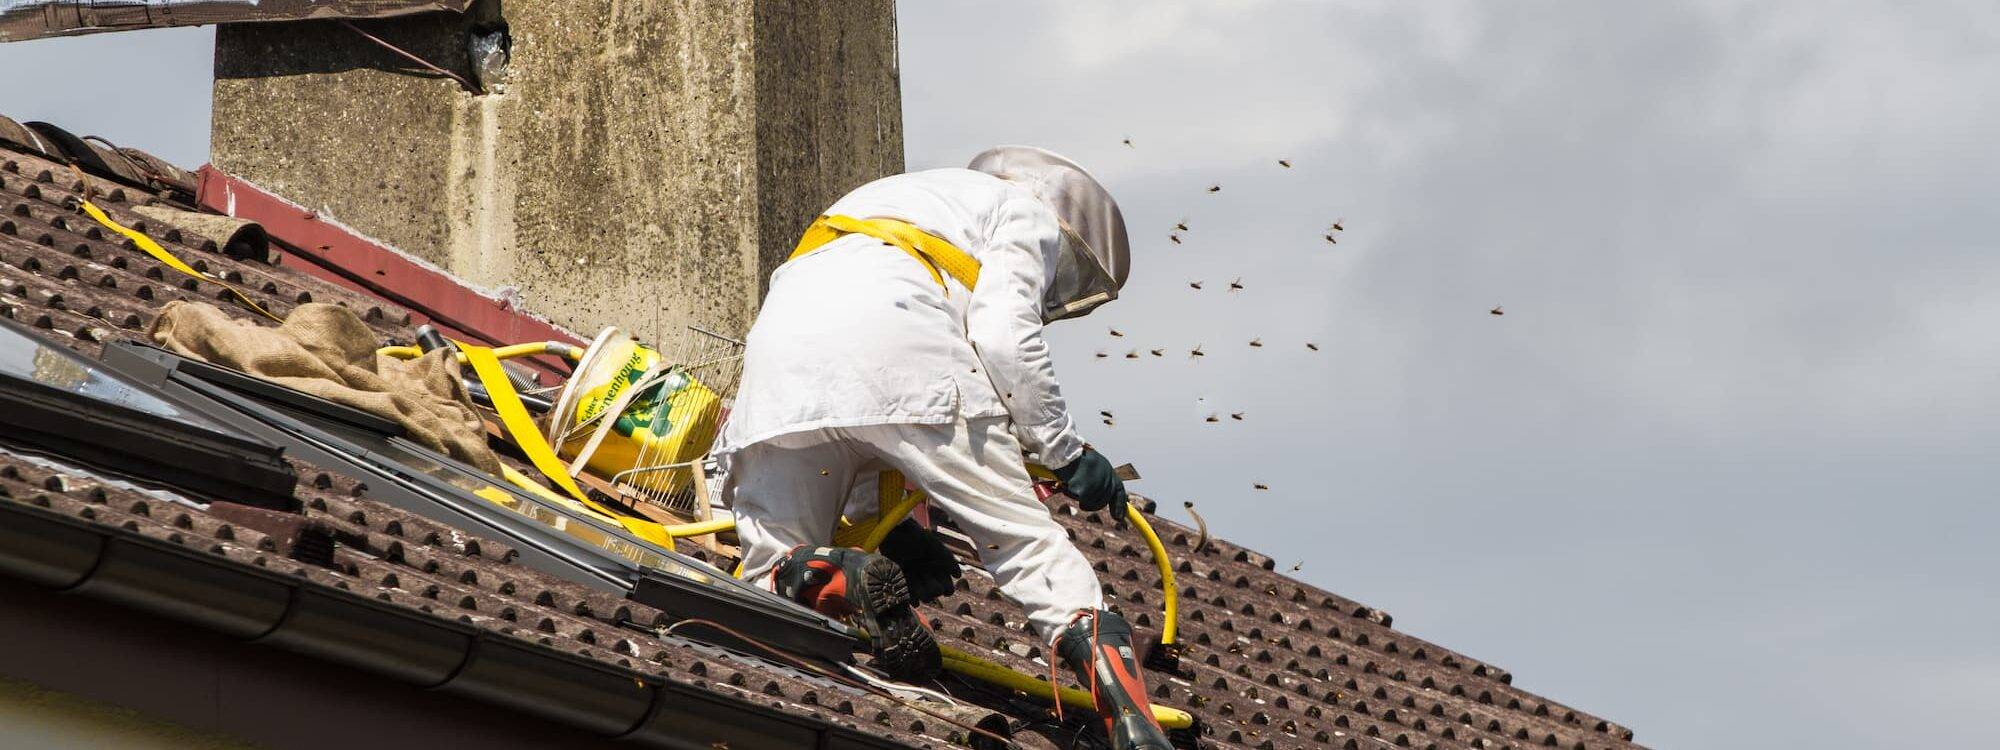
0 499 913 749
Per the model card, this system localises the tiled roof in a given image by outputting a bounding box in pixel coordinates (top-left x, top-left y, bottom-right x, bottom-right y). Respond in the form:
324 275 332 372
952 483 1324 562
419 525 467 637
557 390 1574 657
0 449 972 747
0 121 1645 750
0 134 411 357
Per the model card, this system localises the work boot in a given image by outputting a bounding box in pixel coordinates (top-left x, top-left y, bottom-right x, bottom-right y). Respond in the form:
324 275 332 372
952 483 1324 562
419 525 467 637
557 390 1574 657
772 546 941 679
1056 609 1173 750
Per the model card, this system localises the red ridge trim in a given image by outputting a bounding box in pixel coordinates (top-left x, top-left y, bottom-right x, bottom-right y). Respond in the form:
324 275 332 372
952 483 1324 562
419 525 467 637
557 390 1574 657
194 165 583 382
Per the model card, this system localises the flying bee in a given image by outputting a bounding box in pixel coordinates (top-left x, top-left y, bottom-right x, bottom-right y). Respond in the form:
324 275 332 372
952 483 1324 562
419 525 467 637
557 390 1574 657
1328 218 1345 232
1278 159 1292 168
1170 234 1182 245
1490 306 1505 316
1253 483 1270 491
1248 338 1263 348
1323 234 1338 245
1189 280 1204 290
1175 219 1189 232
1125 350 1139 359
1149 348 1164 357
1190 345 1205 358
1230 412 1244 421
1109 328 1124 337
1122 137 1133 148
1205 414 1220 423
1229 278 1244 292
1306 342 1320 351
1207 185 1222 193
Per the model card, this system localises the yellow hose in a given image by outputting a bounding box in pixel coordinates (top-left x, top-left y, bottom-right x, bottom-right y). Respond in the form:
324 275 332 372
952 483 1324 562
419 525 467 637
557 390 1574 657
1024 463 1179 645
858 488 925 552
939 645 1194 729
1124 505 1178 645
665 516 737 539
377 341 584 362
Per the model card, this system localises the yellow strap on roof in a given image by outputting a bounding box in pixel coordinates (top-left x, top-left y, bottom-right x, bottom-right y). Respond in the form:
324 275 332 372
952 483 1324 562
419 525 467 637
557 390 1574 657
791 214 980 292
65 162 282 324
78 198 284 324
459 341 675 547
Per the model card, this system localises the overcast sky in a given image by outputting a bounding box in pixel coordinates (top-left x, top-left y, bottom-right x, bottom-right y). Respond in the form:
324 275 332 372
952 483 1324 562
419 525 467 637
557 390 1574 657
3 3 1997 748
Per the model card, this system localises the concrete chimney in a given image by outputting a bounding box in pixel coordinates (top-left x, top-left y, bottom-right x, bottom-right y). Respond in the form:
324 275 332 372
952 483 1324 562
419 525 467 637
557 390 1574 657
209 0 902 343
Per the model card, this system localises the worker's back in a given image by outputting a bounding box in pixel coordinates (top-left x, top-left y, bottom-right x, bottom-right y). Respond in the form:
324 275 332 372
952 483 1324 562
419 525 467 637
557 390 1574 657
718 168 1057 453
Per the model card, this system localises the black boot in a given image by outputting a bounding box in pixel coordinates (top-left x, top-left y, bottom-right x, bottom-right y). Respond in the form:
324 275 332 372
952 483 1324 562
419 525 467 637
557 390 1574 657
771 546 940 679
1056 609 1173 750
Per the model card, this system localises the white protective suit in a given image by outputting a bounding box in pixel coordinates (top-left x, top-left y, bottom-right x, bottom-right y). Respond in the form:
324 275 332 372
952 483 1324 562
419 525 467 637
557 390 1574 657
718 153 1126 640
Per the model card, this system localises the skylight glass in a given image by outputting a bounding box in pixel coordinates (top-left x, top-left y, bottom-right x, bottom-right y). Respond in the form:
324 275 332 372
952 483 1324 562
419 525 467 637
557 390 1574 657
0 323 210 426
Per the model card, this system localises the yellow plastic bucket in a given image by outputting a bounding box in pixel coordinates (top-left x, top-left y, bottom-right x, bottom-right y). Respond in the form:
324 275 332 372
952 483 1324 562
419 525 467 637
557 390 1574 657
545 327 722 505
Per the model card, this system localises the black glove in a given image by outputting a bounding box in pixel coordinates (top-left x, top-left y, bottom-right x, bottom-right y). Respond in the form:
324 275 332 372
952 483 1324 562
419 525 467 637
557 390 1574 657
1053 447 1128 519
876 518 963 604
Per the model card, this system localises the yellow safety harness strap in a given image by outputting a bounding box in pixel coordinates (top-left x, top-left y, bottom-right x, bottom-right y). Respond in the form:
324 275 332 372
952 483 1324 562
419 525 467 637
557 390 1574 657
791 215 980 292
459 341 675 547
77 198 284 324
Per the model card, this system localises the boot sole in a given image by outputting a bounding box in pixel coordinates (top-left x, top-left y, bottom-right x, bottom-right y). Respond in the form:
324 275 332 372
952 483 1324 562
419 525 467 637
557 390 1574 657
858 555 942 681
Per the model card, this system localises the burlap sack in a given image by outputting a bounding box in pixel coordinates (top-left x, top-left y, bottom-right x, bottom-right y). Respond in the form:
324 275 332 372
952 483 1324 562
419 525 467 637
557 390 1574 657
147 301 502 475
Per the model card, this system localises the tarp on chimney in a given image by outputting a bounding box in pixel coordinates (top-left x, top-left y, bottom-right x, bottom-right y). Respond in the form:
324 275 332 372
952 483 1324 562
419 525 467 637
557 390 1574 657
1 0 469 43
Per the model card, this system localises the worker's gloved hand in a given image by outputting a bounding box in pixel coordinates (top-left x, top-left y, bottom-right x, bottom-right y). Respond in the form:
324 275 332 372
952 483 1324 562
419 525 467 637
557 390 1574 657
877 518 963 604
1054 448 1127 519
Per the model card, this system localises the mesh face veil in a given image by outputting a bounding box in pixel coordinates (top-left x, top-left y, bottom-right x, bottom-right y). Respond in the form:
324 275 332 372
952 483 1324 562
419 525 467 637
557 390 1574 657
967 146 1130 322
1042 219 1118 321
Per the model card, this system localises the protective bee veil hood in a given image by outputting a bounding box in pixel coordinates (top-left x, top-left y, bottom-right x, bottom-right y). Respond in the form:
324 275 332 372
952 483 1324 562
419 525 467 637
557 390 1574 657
968 146 1129 321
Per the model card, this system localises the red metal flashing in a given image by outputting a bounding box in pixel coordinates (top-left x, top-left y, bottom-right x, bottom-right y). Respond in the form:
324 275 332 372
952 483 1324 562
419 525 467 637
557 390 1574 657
195 165 583 382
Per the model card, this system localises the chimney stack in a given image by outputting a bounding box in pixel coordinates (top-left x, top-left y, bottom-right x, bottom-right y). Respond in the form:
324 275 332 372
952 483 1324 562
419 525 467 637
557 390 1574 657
210 0 902 343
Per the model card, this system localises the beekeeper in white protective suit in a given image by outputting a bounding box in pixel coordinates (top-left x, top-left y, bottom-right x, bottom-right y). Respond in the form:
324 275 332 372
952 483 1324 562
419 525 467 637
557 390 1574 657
717 147 1172 749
